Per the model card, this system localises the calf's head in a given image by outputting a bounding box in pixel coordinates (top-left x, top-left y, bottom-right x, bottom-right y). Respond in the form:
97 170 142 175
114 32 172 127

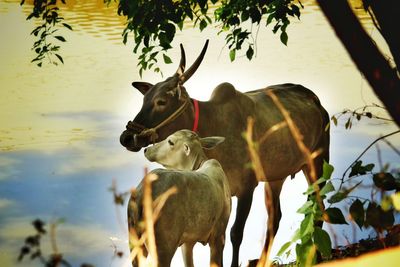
120 41 209 152
144 129 224 170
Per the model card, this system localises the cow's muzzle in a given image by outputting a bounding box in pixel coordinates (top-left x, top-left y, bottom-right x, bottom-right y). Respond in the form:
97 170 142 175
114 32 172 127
120 130 151 152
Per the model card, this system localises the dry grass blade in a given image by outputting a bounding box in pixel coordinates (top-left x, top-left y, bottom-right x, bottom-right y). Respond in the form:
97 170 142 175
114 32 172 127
152 186 178 222
143 173 159 265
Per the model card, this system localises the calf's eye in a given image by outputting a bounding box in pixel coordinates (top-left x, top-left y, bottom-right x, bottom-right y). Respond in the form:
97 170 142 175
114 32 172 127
168 140 174 146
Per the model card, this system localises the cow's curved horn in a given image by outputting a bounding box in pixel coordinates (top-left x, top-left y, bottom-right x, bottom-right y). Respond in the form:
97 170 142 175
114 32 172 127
179 39 209 84
176 44 186 76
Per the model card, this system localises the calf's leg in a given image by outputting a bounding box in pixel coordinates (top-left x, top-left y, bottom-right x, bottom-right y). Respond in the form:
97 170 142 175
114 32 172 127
210 234 225 267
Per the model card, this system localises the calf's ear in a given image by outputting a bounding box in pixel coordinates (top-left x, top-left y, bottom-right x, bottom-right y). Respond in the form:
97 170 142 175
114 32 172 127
184 143 191 156
132 82 153 95
200 136 225 150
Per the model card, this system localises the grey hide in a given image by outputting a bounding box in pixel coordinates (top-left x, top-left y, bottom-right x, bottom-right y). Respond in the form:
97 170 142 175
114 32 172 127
128 130 231 267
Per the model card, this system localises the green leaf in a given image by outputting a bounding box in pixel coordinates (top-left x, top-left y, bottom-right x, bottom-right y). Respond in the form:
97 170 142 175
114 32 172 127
325 207 348 224
62 23 72 30
365 202 394 229
320 181 335 196
54 36 66 42
391 192 400 211
313 227 331 258
345 118 351 129
55 54 64 64
246 46 254 60
322 161 334 180
296 240 315 267
162 53 172 64
199 19 207 31
331 115 337 126
229 49 236 62
381 196 392 211
280 31 288 46
291 229 301 242
327 191 346 204
364 163 374 172
297 200 313 214
277 241 292 256
373 172 397 191
300 213 314 238
349 160 363 177
349 199 364 229
304 177 328 195
266 14 274 26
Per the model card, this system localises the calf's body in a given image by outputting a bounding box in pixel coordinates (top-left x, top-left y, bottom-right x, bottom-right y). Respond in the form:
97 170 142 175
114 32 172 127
128 130 231 267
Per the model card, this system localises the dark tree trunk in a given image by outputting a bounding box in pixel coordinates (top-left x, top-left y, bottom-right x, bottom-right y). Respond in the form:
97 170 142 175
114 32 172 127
368 0 400 71
316 0 400 127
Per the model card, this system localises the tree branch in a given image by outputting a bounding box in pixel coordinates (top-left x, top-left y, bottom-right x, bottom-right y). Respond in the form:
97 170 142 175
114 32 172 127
317 0 400 127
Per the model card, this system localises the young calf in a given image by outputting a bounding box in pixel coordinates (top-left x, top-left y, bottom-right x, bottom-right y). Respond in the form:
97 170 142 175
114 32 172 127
128 130 231 267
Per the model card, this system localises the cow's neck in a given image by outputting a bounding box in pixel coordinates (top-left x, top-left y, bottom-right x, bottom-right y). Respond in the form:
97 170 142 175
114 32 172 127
192 100 224 135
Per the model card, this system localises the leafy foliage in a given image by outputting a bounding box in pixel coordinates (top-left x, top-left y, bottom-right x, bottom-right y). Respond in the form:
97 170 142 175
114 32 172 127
279 153 400 265
278 161 336 265
278 105 400 265
23 0 303 72
21 0 72 67
116 0 303 73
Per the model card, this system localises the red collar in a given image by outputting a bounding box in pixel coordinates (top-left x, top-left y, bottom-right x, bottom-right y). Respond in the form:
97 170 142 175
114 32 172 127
192 99 199 132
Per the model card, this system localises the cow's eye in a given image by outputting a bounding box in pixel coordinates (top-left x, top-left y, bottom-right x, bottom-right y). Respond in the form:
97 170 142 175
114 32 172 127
155 98 167 107
168 140 174 146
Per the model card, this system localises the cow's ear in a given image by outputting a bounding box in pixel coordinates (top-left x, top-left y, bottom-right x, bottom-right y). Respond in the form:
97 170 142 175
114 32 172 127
132 82 153 95
200 136 225 150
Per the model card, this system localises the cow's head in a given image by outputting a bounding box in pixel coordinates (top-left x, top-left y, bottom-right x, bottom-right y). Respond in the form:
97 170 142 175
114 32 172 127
120 40 209 152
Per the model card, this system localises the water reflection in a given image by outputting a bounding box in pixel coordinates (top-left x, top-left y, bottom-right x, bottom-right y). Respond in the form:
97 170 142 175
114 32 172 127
0 0 399 266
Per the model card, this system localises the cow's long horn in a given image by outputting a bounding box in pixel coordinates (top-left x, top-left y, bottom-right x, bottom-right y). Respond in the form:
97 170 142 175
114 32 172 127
179 39 209 84
176 44 186 76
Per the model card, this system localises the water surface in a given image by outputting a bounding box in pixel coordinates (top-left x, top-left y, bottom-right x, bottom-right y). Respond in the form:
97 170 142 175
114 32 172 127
0 0 399 266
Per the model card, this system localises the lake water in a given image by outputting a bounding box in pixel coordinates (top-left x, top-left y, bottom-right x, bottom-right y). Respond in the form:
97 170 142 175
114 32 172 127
0 0 399 266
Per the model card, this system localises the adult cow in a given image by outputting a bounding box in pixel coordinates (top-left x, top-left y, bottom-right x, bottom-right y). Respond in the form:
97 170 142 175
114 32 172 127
120 40 330 267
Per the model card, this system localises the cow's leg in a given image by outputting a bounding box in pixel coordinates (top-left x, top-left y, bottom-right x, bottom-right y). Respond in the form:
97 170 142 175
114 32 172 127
230 187 255 267
210 234 225 267
181 242 195 267
263 179 285 253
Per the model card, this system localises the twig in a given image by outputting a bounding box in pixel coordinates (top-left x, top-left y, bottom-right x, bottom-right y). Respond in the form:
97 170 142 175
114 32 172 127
339 129 400 190
381 138 400 156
